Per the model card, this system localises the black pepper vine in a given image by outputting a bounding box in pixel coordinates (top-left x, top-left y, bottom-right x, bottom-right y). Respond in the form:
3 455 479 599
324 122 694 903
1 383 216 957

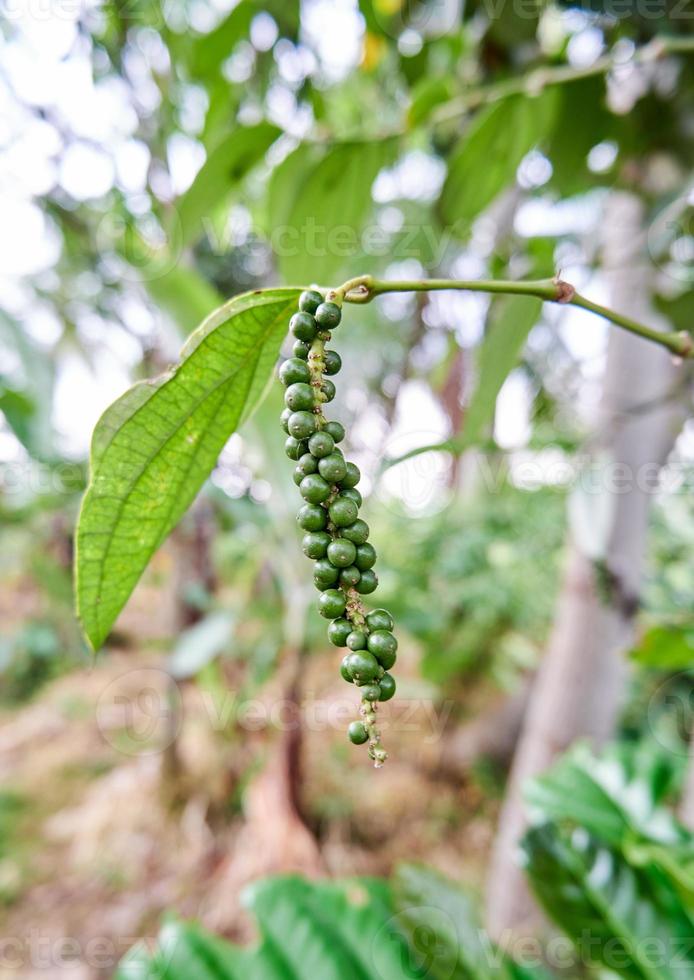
279 288 397 766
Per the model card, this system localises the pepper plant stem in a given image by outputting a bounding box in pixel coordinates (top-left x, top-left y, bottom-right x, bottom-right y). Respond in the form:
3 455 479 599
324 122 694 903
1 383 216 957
333 275 693 359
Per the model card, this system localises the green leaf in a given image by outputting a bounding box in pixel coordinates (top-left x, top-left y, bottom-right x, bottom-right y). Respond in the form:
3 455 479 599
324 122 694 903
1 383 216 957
631 624 694 669
167 611 234 679
439 93 558 236
75 288 299 650
188 0 255 80
276 138 399 284
115 876 417 980
408 76 456 127
385 295 542 466
525 742 694 912
523 825 694 980
393 864 551 980
175 122 280 248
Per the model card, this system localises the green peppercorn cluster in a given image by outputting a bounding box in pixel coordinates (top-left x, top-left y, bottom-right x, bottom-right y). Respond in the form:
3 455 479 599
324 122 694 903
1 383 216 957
279 289 398 766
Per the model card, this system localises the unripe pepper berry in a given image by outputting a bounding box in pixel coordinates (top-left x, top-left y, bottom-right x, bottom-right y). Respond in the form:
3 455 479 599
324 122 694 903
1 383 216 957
346 629 367 651
279 358 311 386
293 339 311 359
297 503 327 531
355 543 377 571
290 311 318 341
340 487 362 507
315 301 341 328
340 519 369 545
329 497 358 527
366 608 394 632
356 569 378 594
308 430 334 458
367 629 397 661
285 436 305 460
378 673 396 701
327 538 357 568
299 289 323 314
321 379 336 402
348 720 368 744
319 589 347 619
280 408 292 433
288 411 317 440
329 619 353 647
340 462 361 488
339 566 361 588
361 683 381 702
302 531 330 559
299 473 331 504
341 658 355 683
345 650 380 683
323 350 342 375
318 453 347 483
323 421 345 443
285 382 315 412
314 560 339 587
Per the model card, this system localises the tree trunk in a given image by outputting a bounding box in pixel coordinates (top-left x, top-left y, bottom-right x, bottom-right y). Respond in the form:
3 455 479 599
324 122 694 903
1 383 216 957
485 191 688 939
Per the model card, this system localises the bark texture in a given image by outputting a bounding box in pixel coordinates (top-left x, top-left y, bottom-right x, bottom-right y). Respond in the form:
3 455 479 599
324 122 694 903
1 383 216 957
485 192 688 939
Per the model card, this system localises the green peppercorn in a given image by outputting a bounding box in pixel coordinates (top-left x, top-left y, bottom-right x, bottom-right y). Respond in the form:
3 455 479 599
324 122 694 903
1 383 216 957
345 650 380 683
329 619 353 647
290 311 317 341
318 453 347 483
340 487 362 507
367 629 397 660
341 658 355 683
314 560 339 587
285 436 306 460
327 538 357 568
348 720 368 744
293 467 304 486
361 684 381 702
297 503 327 531
302 531 331 559
340 462 361 488
346 629 367 651
288 411 317 440
319 589 346 619
329 496 358 527
365 608 393 632
355 543 376 571
297 453 318 477
280 407 292 433
340 519 369 545
308 430 334 458
321 379 336 402
299 473 331 504
378 673 396 701
279 358 311 386
285 382 315 412
293 339 311 360
299 289 323 314
324 421 345 443
323 350 342 375
356 569 378 594
315 302 341 329
339 566 361 588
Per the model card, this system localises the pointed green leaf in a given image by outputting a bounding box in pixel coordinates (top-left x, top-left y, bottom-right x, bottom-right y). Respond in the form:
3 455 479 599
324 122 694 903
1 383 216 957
115 875 416 980
75 288 299 650
523 825 694 980
439 92 558 236
175 122 280 248
276 138 399 284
